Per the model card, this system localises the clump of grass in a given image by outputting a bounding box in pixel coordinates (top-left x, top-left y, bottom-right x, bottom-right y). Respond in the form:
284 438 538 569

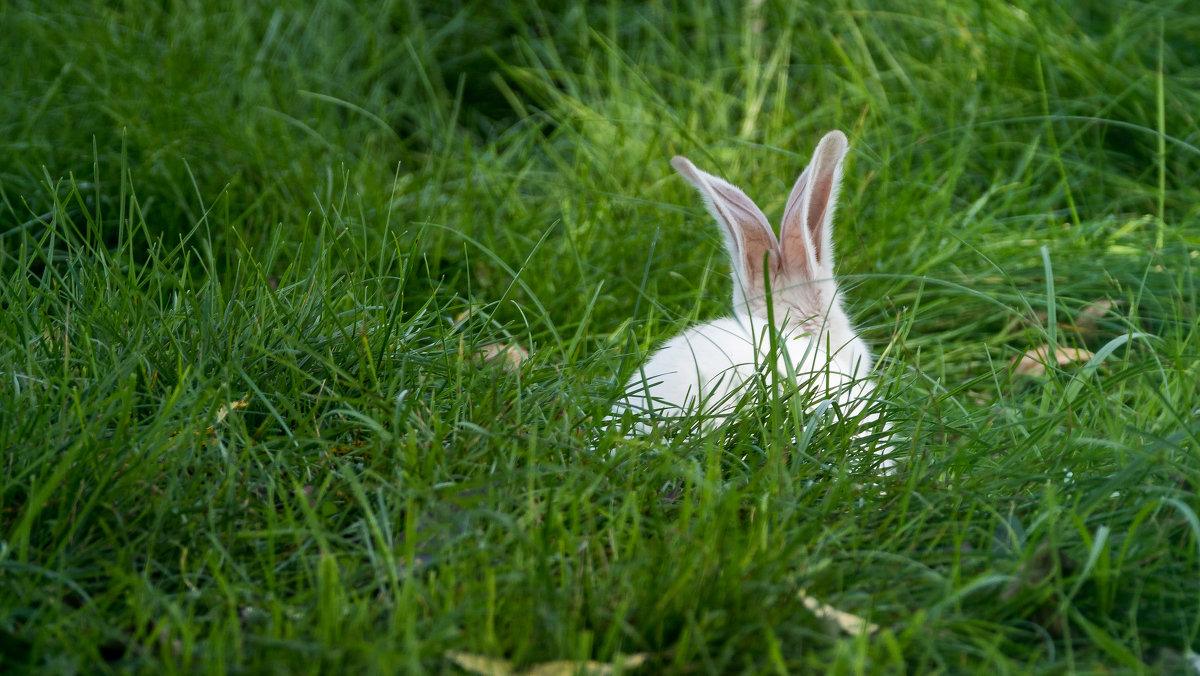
2 0 1199 673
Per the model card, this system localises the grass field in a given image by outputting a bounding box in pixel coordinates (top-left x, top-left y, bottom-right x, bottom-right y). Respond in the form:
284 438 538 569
3 0 1200 673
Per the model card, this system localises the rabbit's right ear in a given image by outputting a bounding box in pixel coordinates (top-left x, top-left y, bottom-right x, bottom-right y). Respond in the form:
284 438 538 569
671 156 780 296
780 130 849 281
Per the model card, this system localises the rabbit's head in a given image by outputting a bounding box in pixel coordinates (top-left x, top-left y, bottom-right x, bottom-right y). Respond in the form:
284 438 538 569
671 131 860 356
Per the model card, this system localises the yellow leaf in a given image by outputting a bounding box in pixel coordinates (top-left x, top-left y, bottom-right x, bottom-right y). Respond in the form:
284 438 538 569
476 342 529 372
214 395 249 425
1012 346 1094 377
524 654 648 676
445 651 514 676
798 590 879 635
446 651 649 676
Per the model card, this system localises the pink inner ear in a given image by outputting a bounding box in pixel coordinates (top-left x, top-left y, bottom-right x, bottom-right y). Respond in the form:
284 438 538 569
779 229 811 280
712 183 779 276
807 173 834 265
714 184 761 230
743 231 781 279
672 154 783 292
780 167 814 280
784 177 806 214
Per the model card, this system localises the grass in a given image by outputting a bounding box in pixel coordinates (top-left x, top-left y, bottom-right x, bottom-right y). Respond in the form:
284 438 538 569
2 0 1199 673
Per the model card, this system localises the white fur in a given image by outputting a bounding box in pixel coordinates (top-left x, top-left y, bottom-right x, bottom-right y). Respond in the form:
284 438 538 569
616 313 874 424
613 131 892 465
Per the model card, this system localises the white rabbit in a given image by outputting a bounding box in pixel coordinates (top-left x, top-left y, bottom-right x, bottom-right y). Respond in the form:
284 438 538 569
613 131 890 459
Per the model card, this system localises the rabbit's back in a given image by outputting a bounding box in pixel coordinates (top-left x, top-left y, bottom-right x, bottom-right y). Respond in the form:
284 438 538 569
622 316 756 423
619 315 872 426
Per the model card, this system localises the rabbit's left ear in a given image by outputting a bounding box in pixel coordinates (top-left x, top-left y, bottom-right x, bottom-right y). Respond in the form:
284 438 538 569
780 130 849 280
671 156 780 294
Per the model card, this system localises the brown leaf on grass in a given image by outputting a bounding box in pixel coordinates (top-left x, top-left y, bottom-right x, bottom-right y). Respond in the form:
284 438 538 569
797 590 879 635
1011 346 1094 377
475 342 529 372
1073 299 1114 335
445 651 649 676
446 651 512 676
1009 298 1117 340
328 439 369 456
523 655 649 676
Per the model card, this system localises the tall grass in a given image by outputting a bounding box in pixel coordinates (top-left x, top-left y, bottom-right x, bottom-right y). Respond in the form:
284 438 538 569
2 0 1199 673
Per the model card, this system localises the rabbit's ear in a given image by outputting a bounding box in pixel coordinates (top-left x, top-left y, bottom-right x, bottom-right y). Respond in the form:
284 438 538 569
780 130 849 280
671 156 780 292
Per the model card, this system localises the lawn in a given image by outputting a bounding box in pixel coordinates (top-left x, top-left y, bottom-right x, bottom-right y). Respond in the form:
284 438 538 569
2 0 1199 673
